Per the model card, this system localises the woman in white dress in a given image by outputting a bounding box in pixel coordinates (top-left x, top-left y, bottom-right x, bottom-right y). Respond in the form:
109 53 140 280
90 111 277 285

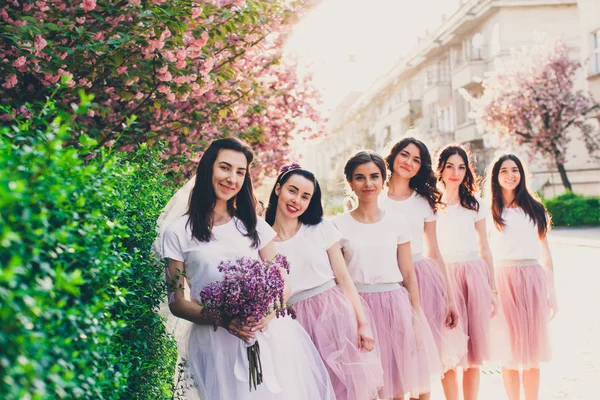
487 154 557 400
161 137 334 400
265 163 383 400
333 150 441 400
435 145 499 400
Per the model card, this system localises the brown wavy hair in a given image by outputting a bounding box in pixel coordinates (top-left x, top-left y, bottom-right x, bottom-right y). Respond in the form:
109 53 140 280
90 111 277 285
436 144 479 212
385 137 442 213
487 154 550 238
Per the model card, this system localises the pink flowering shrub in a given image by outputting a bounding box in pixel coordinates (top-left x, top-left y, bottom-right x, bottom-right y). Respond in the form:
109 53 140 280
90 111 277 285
473 38 600 190
0 0 324 182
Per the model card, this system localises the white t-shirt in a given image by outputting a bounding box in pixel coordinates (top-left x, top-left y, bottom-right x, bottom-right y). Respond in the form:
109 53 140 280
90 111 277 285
381 191 437 255
162 215 276 299
274 220 340 296
489 207 541 261
332 211 412 285
437 197 488 262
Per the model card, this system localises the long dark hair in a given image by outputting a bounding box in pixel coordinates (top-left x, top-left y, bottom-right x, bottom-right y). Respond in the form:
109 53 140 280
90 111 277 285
186 137 259 247
436 144 479 212
385 137 442 212
487 154 549 237
344 150 387 183
265 166 323 226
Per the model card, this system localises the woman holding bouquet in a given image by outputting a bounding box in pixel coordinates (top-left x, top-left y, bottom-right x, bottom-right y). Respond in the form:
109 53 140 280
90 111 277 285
265 163 383 400
161 137 334 400
333 150 441 400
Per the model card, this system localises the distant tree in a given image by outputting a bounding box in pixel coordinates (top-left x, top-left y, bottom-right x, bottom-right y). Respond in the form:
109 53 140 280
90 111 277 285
474 38 600 190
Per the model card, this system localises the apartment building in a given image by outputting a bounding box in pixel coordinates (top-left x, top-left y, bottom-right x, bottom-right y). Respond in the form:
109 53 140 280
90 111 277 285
303 0 600 205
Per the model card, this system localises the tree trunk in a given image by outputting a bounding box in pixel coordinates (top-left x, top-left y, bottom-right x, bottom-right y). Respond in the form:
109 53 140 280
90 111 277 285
555 160 572 192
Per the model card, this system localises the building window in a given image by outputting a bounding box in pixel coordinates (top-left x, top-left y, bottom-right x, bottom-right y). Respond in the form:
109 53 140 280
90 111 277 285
463 33 485 62
455 90 467 126
438 105 455 133
439 57 450 82
471 33 484 60
591 30 600 76
425 65 437 88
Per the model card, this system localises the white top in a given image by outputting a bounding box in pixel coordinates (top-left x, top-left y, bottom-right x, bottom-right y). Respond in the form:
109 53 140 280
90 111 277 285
381 191 437 255
437 197 488 262
162 215 276 299
274 220 340 296
489 207 541 262
332 211 412 285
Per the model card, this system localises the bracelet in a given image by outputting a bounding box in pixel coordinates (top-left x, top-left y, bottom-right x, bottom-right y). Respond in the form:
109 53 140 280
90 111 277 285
492 289 498 295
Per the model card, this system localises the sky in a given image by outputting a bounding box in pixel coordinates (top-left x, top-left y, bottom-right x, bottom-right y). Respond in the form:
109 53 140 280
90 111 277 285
284 0 461 111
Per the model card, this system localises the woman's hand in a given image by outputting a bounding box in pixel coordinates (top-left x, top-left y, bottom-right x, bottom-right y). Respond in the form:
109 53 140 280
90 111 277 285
225 318 256 343
491 292 500 318
357 323 375 351
446 303 459 329
248 314 273 333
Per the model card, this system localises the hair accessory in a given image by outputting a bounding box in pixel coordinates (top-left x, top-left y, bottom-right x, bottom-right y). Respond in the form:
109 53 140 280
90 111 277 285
279 162 302 175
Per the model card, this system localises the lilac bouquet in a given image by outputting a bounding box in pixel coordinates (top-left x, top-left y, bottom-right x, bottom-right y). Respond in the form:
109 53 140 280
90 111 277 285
199 254 295 391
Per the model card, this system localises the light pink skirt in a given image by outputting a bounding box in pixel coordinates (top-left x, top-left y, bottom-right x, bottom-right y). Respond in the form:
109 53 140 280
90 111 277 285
294 285 383 400
492 261 552 370
358 284 441 399
446 257 494 368
413 257 469 371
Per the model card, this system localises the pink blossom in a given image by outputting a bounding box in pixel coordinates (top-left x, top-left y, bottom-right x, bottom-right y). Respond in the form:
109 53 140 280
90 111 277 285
34 35 47 51
2 73 17 89
157 84 170 94
191 7 202 18
92 31 105 41
116 65 128 75
175 49 187 60
158 71 172 82
13 56 26 68
80 0 96 11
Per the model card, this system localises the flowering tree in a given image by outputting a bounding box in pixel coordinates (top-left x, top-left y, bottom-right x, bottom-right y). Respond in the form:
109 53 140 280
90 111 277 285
0 0 324 181
474 38 600 191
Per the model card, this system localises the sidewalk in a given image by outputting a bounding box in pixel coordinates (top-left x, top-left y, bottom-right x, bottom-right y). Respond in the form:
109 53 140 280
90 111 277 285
548 226 600 248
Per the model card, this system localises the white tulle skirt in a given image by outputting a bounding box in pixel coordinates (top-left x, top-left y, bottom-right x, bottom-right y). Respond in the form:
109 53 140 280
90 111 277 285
176 315 335 400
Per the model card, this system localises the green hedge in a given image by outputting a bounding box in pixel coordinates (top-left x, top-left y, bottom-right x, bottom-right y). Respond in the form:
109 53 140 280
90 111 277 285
0 99 177 399
543 191 600 227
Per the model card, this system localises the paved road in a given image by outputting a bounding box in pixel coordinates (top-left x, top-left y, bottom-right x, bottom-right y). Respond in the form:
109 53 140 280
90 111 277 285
431 230 600 399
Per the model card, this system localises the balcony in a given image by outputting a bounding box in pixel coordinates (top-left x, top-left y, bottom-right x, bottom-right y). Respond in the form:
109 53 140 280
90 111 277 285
452 60 487 89
454 121 480 143
397 100 422 120
422 82 452 106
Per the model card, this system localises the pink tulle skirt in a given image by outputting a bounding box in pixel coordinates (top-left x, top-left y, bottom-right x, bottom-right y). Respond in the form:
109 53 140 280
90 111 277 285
359 285 441 398
413 257 469 371
446 257 494 368
492 262 552 370
294 285 384 400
